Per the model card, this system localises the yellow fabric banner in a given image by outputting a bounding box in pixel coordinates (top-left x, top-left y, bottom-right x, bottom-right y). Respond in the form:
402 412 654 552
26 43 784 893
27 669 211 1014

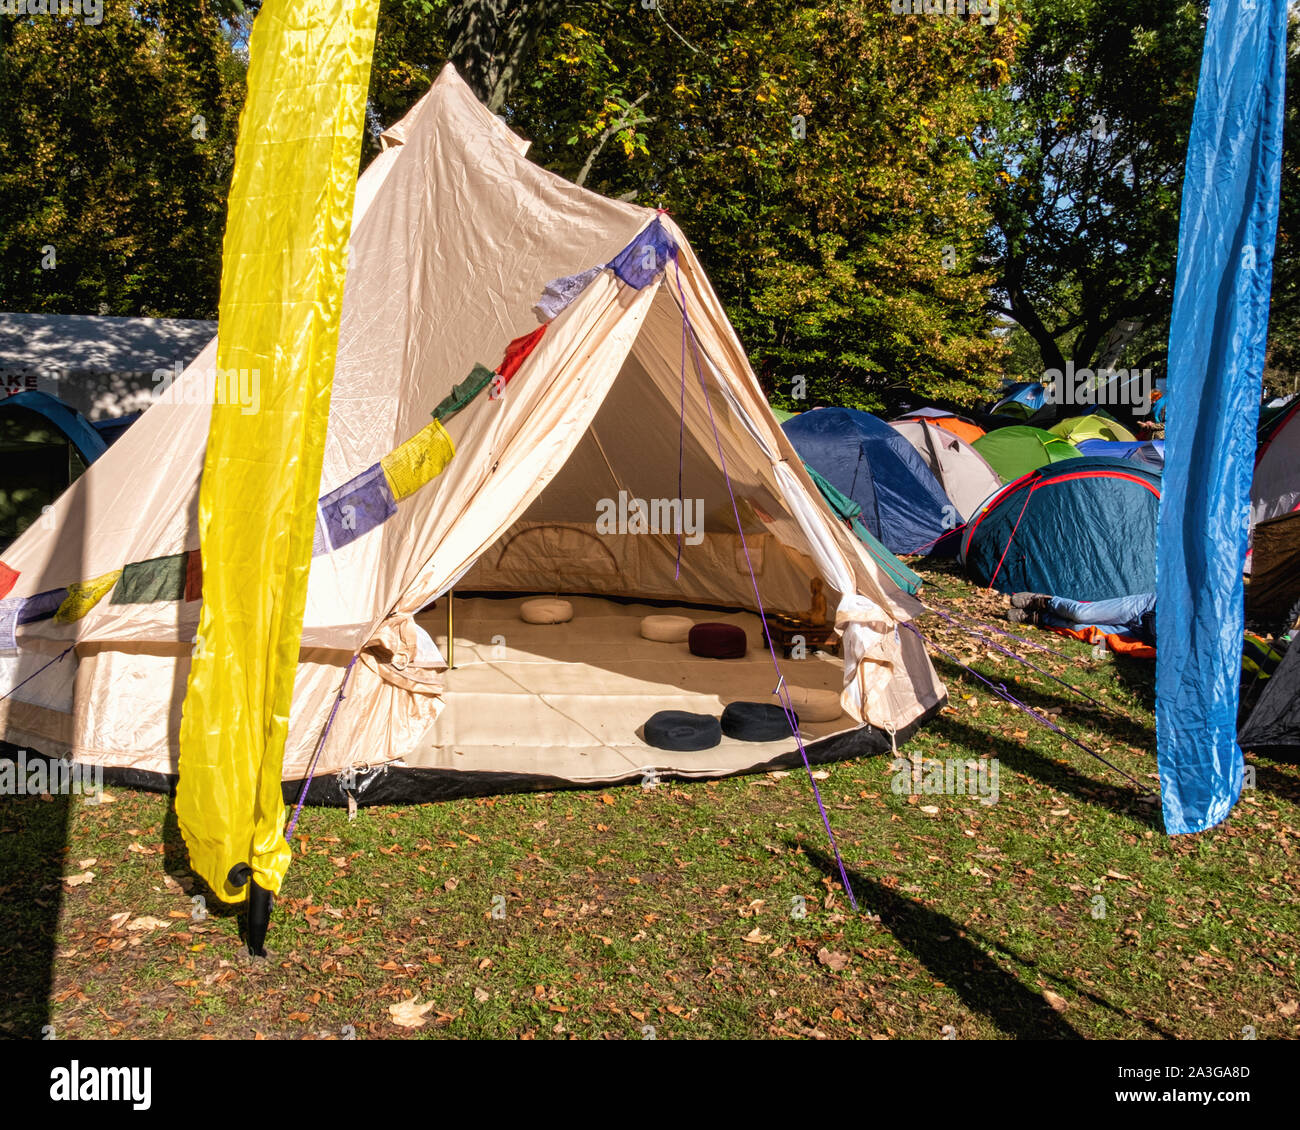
55 569 122 623
380 419 456 501
176 0 380 903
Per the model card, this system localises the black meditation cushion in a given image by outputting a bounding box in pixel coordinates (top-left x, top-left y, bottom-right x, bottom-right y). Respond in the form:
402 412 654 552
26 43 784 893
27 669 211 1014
688 622 748 659
643 710 722 752
721 701 797 743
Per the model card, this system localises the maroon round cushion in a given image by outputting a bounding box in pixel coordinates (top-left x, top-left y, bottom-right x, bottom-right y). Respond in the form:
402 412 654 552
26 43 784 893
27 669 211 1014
688 622 748 659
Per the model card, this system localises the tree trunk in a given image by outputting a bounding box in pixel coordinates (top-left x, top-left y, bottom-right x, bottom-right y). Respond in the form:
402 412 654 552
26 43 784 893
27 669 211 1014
447 0 558 113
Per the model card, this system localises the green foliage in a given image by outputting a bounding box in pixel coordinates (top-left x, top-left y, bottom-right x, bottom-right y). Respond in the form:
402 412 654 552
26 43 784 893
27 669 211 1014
0 6 245 318
366 1 1014 410
984 0 1207 379
1264 15 1300 398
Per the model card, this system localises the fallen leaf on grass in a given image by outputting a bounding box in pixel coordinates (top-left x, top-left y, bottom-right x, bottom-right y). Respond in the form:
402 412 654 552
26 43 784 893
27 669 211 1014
63 871 95 887
126 916 171 932
389 997 436 1028
473 987 490 1003
743 927 772 944
817 948 850 971
1043 990 1068 1012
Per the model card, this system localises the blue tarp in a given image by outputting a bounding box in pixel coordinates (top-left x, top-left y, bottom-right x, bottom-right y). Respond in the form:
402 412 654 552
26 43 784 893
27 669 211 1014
1075 439 1166 471
781 407 954 555
1156 0 1287 834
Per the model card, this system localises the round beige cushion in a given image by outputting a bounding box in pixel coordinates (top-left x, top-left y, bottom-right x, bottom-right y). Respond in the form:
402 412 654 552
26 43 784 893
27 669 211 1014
785 686 843 723
520 598 573 625
640 614 694 643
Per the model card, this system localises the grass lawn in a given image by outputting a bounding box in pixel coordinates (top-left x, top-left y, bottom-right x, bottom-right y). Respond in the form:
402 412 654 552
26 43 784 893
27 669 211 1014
2 564 1297 1040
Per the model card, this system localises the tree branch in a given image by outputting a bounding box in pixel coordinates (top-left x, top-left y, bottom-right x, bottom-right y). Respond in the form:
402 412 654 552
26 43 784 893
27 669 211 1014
574 93 654 188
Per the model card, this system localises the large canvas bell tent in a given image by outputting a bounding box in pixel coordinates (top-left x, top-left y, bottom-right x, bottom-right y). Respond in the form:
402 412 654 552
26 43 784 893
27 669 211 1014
0 67 946 800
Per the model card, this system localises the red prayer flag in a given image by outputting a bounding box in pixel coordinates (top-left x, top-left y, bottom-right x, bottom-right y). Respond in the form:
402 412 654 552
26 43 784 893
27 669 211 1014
0 561 18 601
496 325 547 384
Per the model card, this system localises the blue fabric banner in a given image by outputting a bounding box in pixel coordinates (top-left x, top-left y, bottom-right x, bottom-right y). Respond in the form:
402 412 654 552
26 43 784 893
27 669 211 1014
313 462 397 555
1156 0 1287 833
609 216 677 288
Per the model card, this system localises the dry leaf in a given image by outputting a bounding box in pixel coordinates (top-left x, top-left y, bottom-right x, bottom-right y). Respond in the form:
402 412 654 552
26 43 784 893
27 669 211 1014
473 987 490 1003
1043 990 1068 1012
126 916 170 932
817 948 850 971
389 997 435 1028
63 871 95 887
743 927 772 944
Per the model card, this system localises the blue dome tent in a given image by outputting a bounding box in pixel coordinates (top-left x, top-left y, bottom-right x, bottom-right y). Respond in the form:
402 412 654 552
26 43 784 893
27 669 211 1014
781 407 955 555
959 457 1162 600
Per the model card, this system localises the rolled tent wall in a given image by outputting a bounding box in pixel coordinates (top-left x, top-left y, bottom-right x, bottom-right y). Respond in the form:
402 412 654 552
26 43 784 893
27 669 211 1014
0 66 946 789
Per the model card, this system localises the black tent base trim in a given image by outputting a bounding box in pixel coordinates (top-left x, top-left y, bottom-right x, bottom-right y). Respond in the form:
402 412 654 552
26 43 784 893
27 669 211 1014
38 695 946 807
1240 636 1300 760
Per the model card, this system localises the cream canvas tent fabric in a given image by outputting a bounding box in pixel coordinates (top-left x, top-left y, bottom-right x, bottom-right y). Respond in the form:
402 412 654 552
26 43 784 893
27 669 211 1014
0 66 945 796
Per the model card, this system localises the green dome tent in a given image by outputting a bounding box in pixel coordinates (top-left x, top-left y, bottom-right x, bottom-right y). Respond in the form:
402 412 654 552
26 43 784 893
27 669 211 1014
973 425 1083 484
1048 414 1138 444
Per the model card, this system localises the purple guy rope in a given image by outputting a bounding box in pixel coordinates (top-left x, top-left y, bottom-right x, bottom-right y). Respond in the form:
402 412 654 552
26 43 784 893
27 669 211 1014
927 607 1126 721
675 264 688 582
671 258 859 910
285 654 359 841
0 645 74 704
910 624 1152 794
971 618 1079 663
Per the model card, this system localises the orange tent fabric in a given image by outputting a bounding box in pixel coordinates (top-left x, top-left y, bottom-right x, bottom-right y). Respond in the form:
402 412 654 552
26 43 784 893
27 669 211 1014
897 411 985 444
928 417 985 444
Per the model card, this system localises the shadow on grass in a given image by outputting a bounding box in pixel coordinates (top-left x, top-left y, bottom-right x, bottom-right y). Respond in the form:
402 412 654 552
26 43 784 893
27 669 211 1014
926 714 1163 831
979 935 1178 1039
931 654 1153 747
0 745 71 1039
1109 655 1156 713
800 845 1083 1039
1247 758 1300 806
